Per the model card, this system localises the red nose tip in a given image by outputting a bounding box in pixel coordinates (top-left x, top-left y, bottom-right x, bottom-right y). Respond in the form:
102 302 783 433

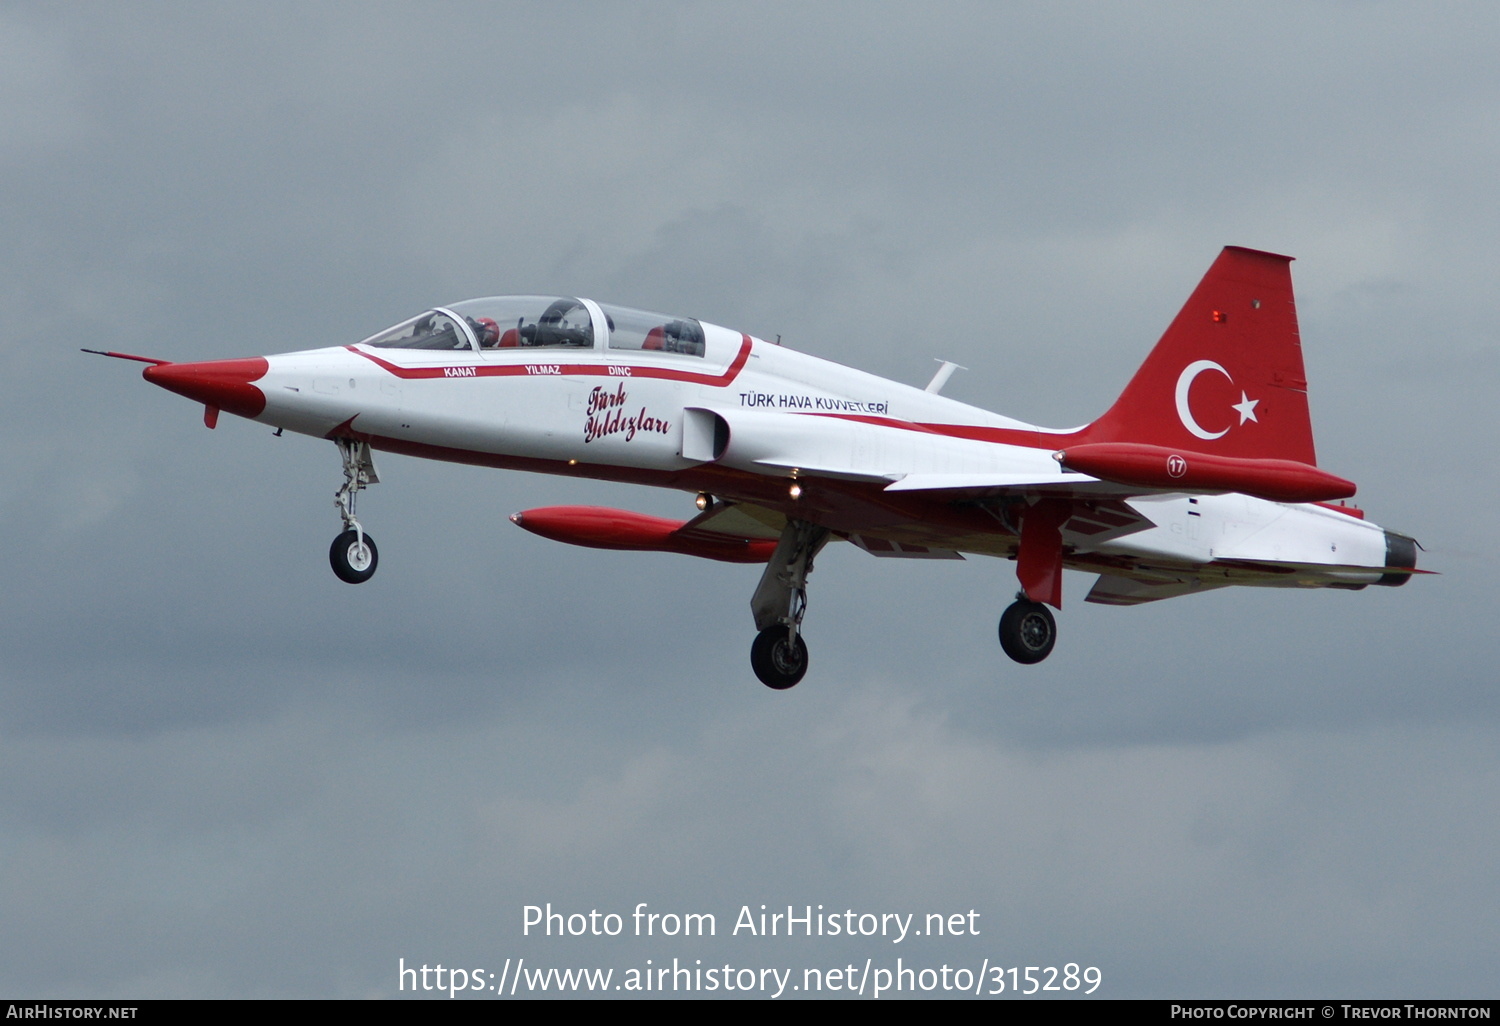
143 358 269 419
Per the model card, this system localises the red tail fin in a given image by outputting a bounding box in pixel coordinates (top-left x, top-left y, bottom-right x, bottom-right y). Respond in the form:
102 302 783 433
1081 246 1317 466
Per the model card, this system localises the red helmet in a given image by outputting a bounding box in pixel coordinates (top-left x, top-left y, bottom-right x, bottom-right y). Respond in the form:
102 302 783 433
475 317 500 347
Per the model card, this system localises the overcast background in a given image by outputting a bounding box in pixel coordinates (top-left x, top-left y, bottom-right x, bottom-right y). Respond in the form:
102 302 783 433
2 2 1494 999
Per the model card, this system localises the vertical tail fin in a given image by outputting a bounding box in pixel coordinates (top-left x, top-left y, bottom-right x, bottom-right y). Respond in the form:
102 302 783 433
1081 246 1318 466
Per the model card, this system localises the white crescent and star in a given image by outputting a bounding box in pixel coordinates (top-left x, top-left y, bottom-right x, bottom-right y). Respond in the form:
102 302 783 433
1175 360 1260 440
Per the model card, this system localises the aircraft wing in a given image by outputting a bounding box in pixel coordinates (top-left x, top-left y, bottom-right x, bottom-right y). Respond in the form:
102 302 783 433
676 501 786 541
884 471 1153 500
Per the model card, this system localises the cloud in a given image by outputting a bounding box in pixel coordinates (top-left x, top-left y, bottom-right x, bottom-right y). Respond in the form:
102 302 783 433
1 2 1495 999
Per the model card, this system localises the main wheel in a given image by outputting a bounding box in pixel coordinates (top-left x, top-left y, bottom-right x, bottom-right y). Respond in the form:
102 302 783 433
750 627 809 690
330 529 378 584
998 600 1056 664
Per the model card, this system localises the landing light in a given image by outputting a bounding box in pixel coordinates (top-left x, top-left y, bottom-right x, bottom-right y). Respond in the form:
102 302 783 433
696 492 712 511
789 483 803 500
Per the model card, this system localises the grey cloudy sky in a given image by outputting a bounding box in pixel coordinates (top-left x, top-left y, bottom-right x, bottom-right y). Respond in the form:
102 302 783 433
2 2 1495 999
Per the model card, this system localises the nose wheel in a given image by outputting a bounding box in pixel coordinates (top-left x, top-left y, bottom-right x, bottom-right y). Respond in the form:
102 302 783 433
330 529 378 584
331 437 380 584
999 598 1056 664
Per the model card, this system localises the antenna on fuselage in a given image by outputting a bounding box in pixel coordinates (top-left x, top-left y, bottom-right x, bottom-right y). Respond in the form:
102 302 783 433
925 359 966 394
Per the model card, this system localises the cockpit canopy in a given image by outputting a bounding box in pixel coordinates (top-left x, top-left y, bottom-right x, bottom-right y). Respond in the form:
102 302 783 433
357 296 705 357
598 302 705 356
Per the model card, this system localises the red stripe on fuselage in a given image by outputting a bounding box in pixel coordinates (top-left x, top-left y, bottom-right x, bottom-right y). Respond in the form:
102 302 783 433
348 336 1081 453
345 334 755 386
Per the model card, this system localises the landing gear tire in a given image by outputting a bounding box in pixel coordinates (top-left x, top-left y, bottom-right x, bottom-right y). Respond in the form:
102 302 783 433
330 529 378 584
999 600 1056 664
751 627 809 690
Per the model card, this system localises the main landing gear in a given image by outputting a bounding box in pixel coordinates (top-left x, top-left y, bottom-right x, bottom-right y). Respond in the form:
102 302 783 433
996 496 1066 664
750 628 808 691
748 519 829 689
999 594 1057 664
330 438 380 584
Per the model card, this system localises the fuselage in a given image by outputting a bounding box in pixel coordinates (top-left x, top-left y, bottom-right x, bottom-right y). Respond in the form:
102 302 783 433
182 295 1403 594
114 249 1423 684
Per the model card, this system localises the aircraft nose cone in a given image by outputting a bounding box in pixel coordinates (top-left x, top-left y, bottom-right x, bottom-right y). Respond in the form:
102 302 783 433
143 357 269 419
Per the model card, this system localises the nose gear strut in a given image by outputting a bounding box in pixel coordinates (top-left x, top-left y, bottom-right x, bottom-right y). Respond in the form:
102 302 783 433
330 438 380 584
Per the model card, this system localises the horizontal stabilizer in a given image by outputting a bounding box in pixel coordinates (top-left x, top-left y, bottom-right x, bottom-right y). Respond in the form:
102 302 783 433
1085 574 1230 606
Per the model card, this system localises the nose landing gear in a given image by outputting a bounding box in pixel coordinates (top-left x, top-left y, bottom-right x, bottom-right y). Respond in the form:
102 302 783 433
330 438 380 584
330 529 378 584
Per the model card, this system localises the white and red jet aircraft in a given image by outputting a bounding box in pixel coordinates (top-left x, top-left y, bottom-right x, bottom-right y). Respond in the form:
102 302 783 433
92 247 1420 688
